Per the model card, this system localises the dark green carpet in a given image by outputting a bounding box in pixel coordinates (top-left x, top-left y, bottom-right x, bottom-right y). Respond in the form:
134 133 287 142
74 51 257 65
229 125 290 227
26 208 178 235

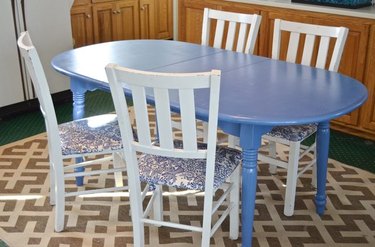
1 90 374 174
0 90 114 145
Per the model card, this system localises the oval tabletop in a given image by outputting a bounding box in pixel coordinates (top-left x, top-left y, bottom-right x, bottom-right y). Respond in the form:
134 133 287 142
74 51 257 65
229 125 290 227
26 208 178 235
52 40 368 127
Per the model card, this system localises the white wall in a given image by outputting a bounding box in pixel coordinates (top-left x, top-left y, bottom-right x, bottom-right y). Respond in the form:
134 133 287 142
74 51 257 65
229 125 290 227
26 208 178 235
25 0 74 94
0 0 25 107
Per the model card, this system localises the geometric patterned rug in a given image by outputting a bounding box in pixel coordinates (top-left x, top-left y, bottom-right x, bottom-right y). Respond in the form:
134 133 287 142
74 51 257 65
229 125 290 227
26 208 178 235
1 112 375 246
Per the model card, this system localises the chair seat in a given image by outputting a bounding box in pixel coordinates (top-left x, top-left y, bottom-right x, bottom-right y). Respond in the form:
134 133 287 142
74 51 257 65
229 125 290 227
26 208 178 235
138 141 242 191
265 124 317 142
59 114 122 155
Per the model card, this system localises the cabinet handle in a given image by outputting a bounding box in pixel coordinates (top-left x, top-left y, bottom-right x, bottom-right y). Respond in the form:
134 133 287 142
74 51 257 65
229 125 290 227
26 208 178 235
86 14 91 18
112 10 117 14
141 5 145 10
117 10 121 14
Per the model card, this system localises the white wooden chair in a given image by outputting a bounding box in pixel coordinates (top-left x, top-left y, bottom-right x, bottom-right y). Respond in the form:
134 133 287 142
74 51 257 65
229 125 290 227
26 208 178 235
106 64 242 247
259 19 349 216
202 8 262 54
189 8 262 142
17 31 128 232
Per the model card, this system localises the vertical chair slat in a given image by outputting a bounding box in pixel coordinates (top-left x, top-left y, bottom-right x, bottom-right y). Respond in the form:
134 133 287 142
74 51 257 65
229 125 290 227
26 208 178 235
225 21 237 51
286 32 300 63
179 89 197 151
154 88 174 149
316 36 330 69
236 23 247 53
272 19 282 60
213 19 225 49
301 34 316 66
132 85 152 146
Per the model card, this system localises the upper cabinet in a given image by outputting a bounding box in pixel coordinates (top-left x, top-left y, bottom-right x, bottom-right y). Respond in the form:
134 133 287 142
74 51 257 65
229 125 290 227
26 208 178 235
71 0 173 48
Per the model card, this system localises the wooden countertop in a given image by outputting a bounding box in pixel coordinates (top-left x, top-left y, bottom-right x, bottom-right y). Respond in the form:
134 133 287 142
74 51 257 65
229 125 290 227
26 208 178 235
226 0 375 19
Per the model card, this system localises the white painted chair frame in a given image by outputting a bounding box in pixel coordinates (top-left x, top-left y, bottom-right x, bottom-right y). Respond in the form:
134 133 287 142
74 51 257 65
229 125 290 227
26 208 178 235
196 8 262 142
17 31 127 232
202 8 262 54
168 8 262 141
259 19 349 216
106 64 240 247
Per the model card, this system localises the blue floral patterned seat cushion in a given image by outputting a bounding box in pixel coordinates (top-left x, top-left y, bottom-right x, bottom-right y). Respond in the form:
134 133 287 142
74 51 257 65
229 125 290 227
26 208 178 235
59 114 123 155
138 141 242 191
266 124 317 142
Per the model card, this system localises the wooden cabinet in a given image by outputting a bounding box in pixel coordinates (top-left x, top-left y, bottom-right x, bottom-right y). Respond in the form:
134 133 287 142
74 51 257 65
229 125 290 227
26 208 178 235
71 2 94 48
359 25 375 133
92 0 140 43
155 0 173 39
71 0 173 48
178 0 219 44
139 0 156 39
179 0 375 140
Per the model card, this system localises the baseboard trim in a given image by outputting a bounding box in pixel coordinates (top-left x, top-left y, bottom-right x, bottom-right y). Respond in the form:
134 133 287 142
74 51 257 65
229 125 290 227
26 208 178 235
0 90 72 120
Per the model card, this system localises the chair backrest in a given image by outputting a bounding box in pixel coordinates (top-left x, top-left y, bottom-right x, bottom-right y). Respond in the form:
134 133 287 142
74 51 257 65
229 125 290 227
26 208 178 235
17 31 61 158
272 19 349 72
106 65 221 162
201 8 262 54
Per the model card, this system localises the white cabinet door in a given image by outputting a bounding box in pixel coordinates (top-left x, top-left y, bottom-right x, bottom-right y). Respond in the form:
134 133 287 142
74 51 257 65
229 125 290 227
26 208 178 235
0 0 24 107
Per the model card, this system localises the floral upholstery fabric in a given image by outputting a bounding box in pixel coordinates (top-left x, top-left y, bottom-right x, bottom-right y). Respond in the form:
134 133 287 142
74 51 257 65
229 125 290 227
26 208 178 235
138 141 242 191
266 124 317 142
59 114 123 155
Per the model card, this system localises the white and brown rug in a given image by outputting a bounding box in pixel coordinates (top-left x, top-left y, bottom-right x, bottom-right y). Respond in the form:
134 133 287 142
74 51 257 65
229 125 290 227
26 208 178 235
1 114 375 246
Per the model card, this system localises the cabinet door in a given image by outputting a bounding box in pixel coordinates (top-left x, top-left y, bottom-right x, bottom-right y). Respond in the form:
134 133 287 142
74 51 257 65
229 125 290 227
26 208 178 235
117 0 140 40
179 0 219 44
93 2 117 43
361 26 375 132
139 0 156 39
73 0 91 6
71 4 94 48
312 16 370 127
155 0 173 39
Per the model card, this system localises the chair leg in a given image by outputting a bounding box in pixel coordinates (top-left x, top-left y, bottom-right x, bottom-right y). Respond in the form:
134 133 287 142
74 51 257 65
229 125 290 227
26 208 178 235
311 162 317 188
311 140 317 188
269 141 278 174
54 161 65 232
229 165 240 240
201 200 213 247
152 184 163 224
113 152 124 187
127 153 145 247
284 142 300 216
49 163 56 206
202 122 208 143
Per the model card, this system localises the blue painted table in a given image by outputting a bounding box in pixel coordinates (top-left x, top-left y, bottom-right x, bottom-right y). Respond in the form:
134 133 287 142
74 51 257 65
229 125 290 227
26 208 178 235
52 40 367 246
